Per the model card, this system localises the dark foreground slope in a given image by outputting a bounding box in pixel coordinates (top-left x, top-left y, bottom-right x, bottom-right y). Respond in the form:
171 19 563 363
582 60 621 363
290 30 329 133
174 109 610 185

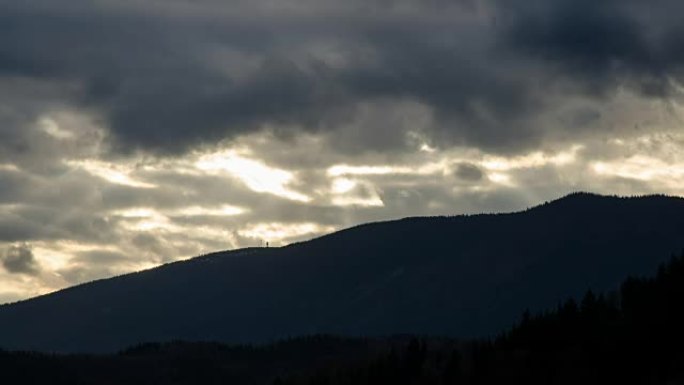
3 254 684 385
1 193 684 352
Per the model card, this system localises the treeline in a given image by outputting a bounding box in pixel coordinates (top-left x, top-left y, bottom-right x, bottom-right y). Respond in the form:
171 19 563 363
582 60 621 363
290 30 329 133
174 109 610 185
0 336 381 385
2 252 684 384
494 251 684 384
280 252 684 385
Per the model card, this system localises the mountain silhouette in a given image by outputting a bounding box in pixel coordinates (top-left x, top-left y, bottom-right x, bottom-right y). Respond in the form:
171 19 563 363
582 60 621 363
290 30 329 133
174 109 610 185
1 192 684 353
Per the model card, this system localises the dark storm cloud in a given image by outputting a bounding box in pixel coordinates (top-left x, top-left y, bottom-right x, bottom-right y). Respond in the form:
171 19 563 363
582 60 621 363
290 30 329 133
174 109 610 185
499 0 684 97
454 162 484 181
7 0 683 156
1 244 39 275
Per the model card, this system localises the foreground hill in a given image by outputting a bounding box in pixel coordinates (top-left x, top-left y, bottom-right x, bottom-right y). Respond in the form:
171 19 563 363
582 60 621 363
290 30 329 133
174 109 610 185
1 193 684 352
3 254 684 384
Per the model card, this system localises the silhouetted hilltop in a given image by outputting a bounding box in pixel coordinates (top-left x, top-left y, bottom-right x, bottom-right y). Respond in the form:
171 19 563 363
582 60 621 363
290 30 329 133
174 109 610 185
3 253 684 384
1 193 684 352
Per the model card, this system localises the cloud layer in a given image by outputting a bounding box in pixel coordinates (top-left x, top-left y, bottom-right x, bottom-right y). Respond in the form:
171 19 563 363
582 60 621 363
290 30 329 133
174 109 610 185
1 0 684 302
1 0 682 156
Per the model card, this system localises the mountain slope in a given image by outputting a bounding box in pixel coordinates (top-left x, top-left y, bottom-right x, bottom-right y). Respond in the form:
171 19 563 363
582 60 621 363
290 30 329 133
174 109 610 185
1 192 684 353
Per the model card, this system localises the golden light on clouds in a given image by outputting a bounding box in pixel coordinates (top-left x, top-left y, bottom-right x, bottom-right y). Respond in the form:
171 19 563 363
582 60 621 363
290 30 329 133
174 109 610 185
39 117 74 140
331 195 384 207
68 160 157 189
113 205 246 218
329 178 384 207
331 178 357 194
592 156 684 190
488 172 514 186
481 145 583 171
111 208 178 232
195 150 311 202
171 205 246 217
238 222 336 245
0 163 20 172
2 132 683 304
327 165 411 177
327 162 449 178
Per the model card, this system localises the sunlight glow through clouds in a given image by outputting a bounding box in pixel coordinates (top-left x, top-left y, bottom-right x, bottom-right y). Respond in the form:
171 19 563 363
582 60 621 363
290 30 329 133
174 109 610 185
0 278 45 304
68 160 157 188
0 241 157 300
195 150 311 202
107 208 244 250
592 156 684 190
0 163 20 172
488 173 514 186
238 223 336 245
112 208 178 232
113 206 246 218
32 245 80 271
329 178 384 207
326 146 584 182
331 178 357 194
324 146 585 196
39 117 74 139
331 195 384 207
110 206 246 237
480 145 583 171
587 131 684 192
171 205 246 217
327 165 412 177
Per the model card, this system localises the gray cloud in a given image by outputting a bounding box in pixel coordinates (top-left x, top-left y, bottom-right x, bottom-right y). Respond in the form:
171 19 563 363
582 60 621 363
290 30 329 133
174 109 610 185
499 0 684 97
73 250 130 265
454 163 484 181
2 0 681 157
1 244 39 275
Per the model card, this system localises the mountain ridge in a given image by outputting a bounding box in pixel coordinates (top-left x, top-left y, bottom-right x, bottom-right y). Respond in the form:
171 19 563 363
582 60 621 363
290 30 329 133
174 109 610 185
2 192 684 353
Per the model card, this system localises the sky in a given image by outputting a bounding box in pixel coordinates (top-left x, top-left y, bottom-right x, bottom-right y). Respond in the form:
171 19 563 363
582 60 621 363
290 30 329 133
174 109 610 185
1 0 684 302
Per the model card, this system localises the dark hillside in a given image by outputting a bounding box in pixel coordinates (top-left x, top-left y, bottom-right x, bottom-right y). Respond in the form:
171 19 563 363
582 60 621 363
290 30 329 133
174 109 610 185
1 193 683 352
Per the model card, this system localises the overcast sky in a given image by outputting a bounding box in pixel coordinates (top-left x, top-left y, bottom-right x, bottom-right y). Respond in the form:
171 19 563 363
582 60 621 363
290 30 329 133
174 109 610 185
1 0 684 302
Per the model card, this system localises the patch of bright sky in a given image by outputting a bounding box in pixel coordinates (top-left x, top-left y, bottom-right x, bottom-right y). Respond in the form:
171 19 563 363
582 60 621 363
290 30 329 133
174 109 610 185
325 146 585 195
0 163 20 172
67 160 157 188
112 205 246 218
590 131 684 193
238 222 336 245
332 195 384 207
328 165 413 177
110 208 179 232
488 172 514 186
0 276 45 303
171 205 246 216
331 178 357 194
327 160 453 179
329 178 384 207
109 208 243 250
328 145 583 179
593 155 684 189
120 214 180 232
480 145 584 171
109 206 247 241
195 149 311 202
39 117 74 139
31 242 109 271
